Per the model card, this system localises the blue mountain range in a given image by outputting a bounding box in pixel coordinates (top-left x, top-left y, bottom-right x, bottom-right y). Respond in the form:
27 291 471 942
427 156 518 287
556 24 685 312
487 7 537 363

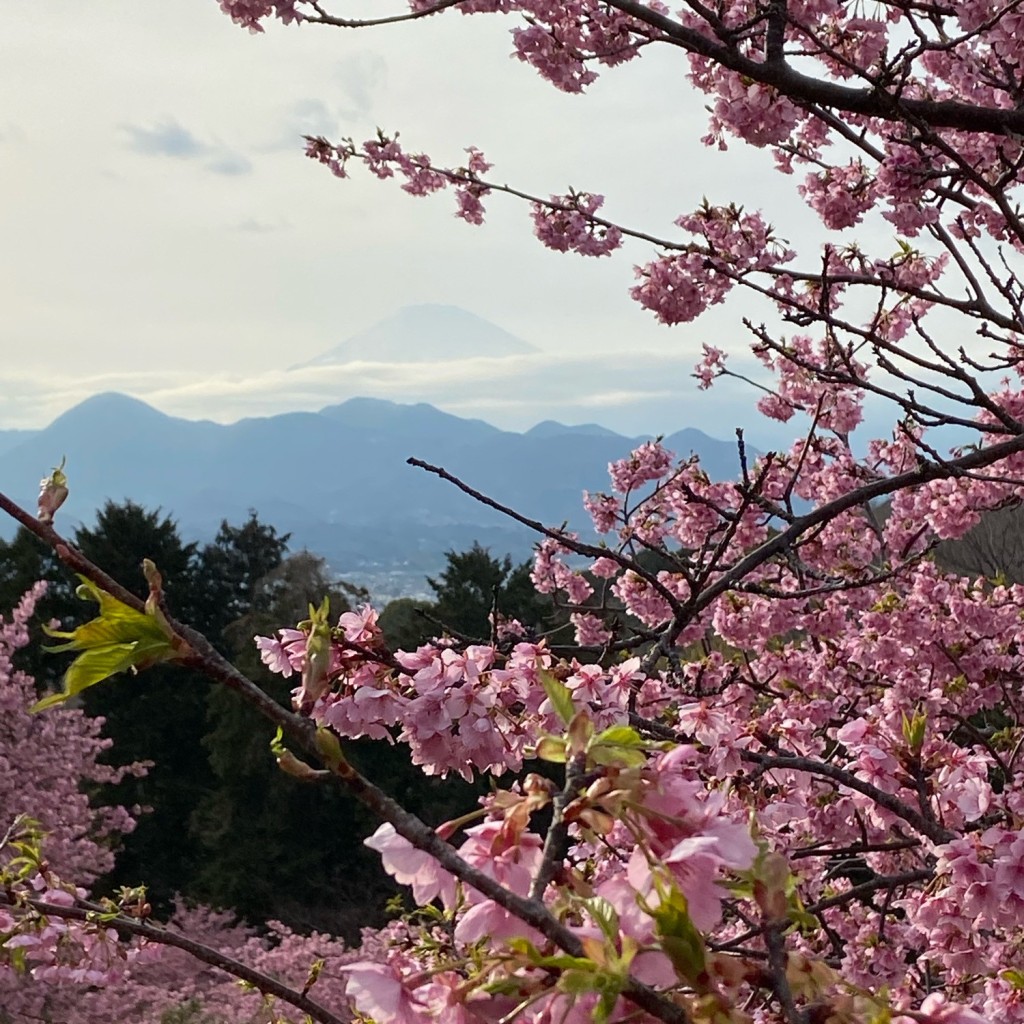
0 393 751 596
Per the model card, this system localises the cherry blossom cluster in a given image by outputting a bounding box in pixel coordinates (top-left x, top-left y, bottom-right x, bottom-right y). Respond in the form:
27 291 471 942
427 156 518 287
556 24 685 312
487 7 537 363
241 397 1024 1020
0 584 143 886
532 191 623 257
0 585 153 1012
0 587 362 1024
333 746 762 1024
76 904 356 1024
306 132 493 225
260 605 582 778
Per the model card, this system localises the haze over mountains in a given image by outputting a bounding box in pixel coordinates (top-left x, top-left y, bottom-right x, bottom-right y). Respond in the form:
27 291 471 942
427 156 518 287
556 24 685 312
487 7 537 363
3 303 753 446
0 393 749 597
292 304 538 368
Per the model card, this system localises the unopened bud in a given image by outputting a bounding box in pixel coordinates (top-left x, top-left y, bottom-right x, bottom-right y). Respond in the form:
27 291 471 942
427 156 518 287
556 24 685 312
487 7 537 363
277 750 322 781
37 457 68 524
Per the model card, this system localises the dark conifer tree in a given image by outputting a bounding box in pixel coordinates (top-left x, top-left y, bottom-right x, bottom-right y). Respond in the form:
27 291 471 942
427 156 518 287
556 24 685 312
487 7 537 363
427 541 550 641
194 550 396 939
62 502 290 911
190 513 291 649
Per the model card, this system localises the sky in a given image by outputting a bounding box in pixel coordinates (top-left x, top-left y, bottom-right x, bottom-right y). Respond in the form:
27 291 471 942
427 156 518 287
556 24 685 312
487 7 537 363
2 0 827 444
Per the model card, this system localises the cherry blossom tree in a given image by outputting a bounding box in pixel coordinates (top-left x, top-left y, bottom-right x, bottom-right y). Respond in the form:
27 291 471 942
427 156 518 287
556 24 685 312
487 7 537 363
0 584 358 1024
9 2 1024 1023
0 581 142 1020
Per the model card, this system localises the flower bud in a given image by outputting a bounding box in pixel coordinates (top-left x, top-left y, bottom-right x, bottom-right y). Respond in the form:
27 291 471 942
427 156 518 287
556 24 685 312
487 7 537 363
37 457 68 524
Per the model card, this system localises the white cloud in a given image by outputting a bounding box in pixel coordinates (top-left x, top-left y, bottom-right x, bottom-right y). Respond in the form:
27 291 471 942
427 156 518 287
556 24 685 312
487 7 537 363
0 341 812 453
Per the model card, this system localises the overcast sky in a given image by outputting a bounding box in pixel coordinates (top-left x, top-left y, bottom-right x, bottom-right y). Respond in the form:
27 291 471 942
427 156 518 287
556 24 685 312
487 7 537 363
2 0 825 443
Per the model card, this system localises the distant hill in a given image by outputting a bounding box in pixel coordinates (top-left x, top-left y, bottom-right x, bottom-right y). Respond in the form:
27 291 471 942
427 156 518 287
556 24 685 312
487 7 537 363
0 428 39 457
292 304 538 368
525 420 619 440
0 393 752 598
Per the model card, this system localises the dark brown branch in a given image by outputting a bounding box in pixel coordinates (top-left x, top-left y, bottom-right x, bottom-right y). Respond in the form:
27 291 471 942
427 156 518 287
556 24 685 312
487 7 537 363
406 456 688 619
740 750 957 845
627 714 957 844
689 430 1024 622
304 0 465 28
807 868 933 913
529 754 587 901
602 0 1024 135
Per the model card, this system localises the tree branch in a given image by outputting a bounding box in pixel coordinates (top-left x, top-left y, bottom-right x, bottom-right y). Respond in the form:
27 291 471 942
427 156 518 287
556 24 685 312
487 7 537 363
602 0 1024 135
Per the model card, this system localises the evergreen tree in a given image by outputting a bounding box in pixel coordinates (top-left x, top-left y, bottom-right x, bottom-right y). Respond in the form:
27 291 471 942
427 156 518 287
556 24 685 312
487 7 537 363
427 542 550 641
194 551 397 939
74 500 200 617
63 502 291 911
190 513 291 649
378 597 435 651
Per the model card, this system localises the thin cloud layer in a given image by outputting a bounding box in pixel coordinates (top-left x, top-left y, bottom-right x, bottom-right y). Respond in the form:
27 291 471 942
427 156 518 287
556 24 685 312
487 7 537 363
0 348 812 452
121 117 252 175
121 119 208 159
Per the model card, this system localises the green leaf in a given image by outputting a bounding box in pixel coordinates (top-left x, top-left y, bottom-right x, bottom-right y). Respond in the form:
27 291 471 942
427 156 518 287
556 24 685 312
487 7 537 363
592 724 644 748
540 669 575 725
591 744 645 766
589 723 649 767
558 969 599 996
32 576 179 712
533 735 568 763
582 896 620 943
590 975 622 1024
44 579 167 651
652 886 706 983
270 726 287 758
506 937 593 971
901 708 927 753
34 637 172 712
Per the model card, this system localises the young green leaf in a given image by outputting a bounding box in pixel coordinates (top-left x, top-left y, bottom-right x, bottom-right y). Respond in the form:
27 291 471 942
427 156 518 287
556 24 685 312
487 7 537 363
32 576 181 712
588 723 649 767
532 735 568 763
540 669 575 725
582 896 620 944
314 726 350 772
652 886 707 983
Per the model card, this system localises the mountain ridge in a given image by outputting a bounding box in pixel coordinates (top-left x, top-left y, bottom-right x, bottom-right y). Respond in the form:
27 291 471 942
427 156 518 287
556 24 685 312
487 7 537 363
0 393 751 598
